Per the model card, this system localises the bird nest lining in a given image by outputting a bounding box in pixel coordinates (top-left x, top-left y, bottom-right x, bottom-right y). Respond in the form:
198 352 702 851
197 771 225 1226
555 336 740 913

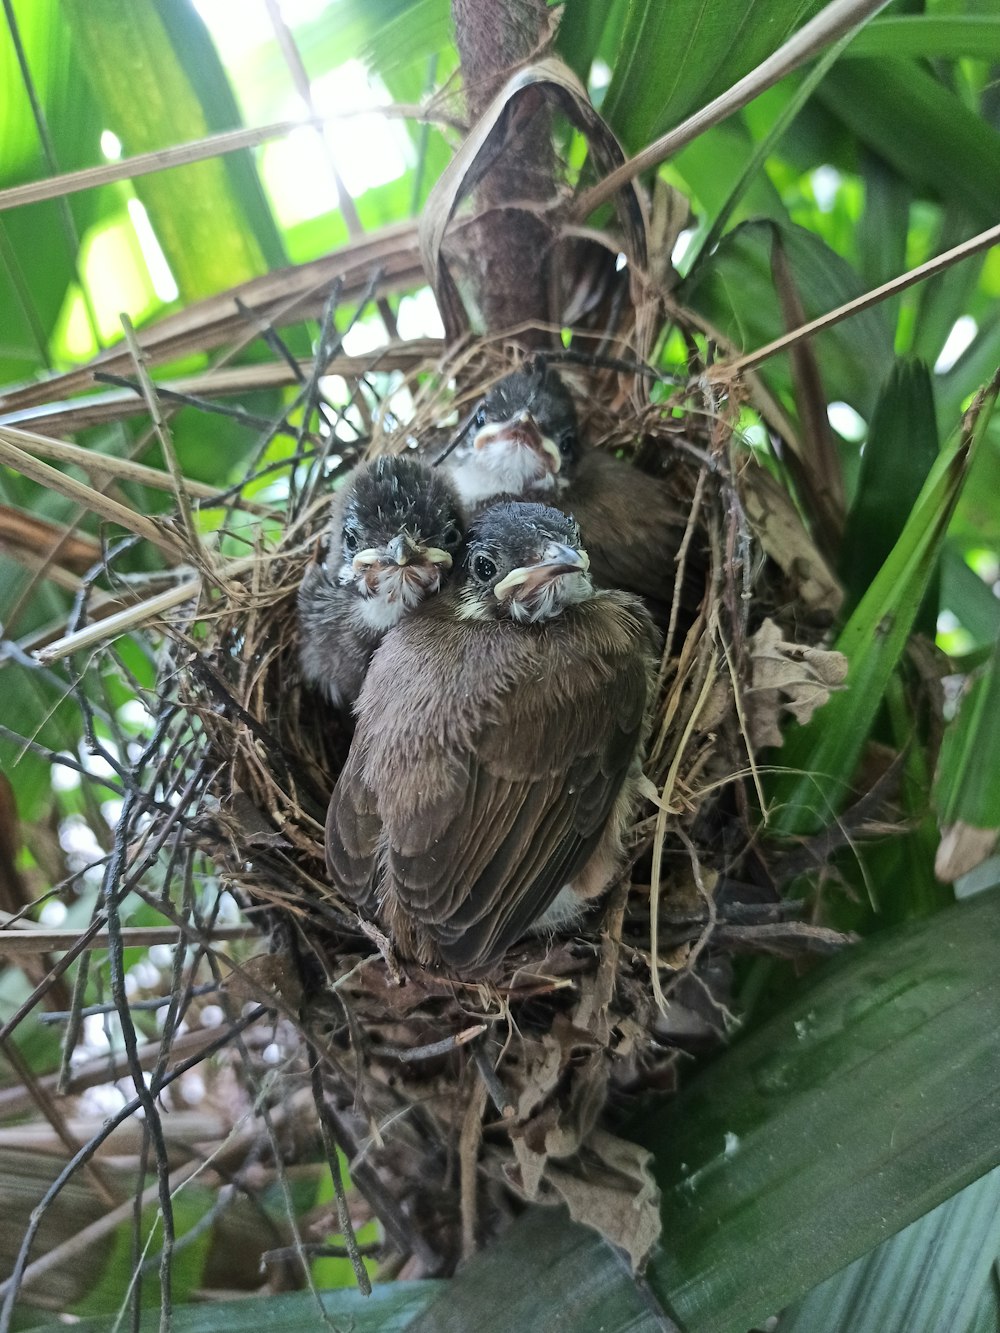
126 336 848 1275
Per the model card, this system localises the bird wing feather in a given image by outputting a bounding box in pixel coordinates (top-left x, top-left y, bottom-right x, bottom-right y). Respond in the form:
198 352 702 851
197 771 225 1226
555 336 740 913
567 452 702 608
324 744 382 912
380 605 650 970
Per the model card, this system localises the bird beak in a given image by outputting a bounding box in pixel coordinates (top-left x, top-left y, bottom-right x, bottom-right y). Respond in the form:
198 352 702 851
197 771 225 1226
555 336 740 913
493 543 591 604
473 410 562 474
354 537 453 574
385 533 418 567
352 547 384 574
352 538 453 598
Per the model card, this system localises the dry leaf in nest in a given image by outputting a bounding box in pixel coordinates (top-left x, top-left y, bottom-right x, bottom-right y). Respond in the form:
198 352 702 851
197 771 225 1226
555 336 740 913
746 618 848 751
501 997 661 1269
543 1130 661 1272
935 821 999 882
742 464 843 625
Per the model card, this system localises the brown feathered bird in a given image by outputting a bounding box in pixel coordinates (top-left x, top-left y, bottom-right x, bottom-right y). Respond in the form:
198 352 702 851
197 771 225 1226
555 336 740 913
324 501 658 974
442 362 705 623
297 455 464 709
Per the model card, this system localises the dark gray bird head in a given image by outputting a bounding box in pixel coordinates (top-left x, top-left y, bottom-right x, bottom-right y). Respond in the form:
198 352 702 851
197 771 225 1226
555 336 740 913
447 363 581 508
458 501 593 624
331 455 464 622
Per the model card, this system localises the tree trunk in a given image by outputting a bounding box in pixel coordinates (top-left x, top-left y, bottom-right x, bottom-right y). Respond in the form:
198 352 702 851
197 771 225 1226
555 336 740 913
449 0 556 337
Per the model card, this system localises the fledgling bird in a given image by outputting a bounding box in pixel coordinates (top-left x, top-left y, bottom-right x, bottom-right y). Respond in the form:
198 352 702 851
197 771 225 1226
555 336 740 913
442 365 581 510
443 362 705 621
325 501 658 975
297 455 464 709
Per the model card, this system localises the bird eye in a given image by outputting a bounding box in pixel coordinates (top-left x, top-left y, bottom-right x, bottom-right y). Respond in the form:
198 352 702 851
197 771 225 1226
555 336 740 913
472 553 497 583
558 432 577 458
442 522 462 550
474 405 487 429
343 528 360 554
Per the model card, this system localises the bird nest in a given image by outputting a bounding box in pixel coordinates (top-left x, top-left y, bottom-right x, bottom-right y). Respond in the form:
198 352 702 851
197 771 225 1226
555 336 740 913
103 321 854 1277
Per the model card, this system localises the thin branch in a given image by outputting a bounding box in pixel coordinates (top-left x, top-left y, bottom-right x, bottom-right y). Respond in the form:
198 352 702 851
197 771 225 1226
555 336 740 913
0 118 313 213
0 434 185 561
0 924 256 953
309 1048 373 1296
93 371 289 445
0 108 457 214
120 314 203 561
714 221 1000 378
369 1024 487 1064
261 1242 384 1264
32 554 261 665
39 981 220 1025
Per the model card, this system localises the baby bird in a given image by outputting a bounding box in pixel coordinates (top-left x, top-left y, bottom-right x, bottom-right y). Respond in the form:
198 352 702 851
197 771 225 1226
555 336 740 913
325 501 658 974
442 364 580 510
297 455 464 709
443 362 705 622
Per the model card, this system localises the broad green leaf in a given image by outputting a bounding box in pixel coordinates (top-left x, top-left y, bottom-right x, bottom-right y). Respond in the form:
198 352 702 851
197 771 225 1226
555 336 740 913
72 1190 215 1318
969 1280 1000 1333
0 0 104 185
849 671 953 927
856 152 910 338
774 85 856 179
935 635 1000 832
557 0 628 84
284 208 350 264
682 29 854 274
845 15 1000 61
908 211 987 370
938 311 1000 437
271 0 451 103
682 218 893 416
60 0 270 300
407 1206 678 1332
0 0 110 379
0 1148 113 1316
601 0 821 152
0 657 96 825
776 1165 1000 1333
24 1284 441 1332
341 0 454 213
672 121 788 240
817 60 1000 231
838 359 939 623
941 547 1000 646
641 888 1000 1333
154 0 286 272
167 394 282 487
352 0 450 84
767 370 994 838
0 735 51 831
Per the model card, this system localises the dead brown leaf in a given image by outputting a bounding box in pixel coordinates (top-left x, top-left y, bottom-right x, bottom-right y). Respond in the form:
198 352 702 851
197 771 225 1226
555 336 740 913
742 465 843 619
747 617 849 749
935 820 1000 882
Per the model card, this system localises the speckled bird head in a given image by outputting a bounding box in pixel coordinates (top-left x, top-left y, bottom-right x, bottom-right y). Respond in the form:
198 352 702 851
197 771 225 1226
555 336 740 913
445 363 582 509
332 455 464 619
458 501 593 624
